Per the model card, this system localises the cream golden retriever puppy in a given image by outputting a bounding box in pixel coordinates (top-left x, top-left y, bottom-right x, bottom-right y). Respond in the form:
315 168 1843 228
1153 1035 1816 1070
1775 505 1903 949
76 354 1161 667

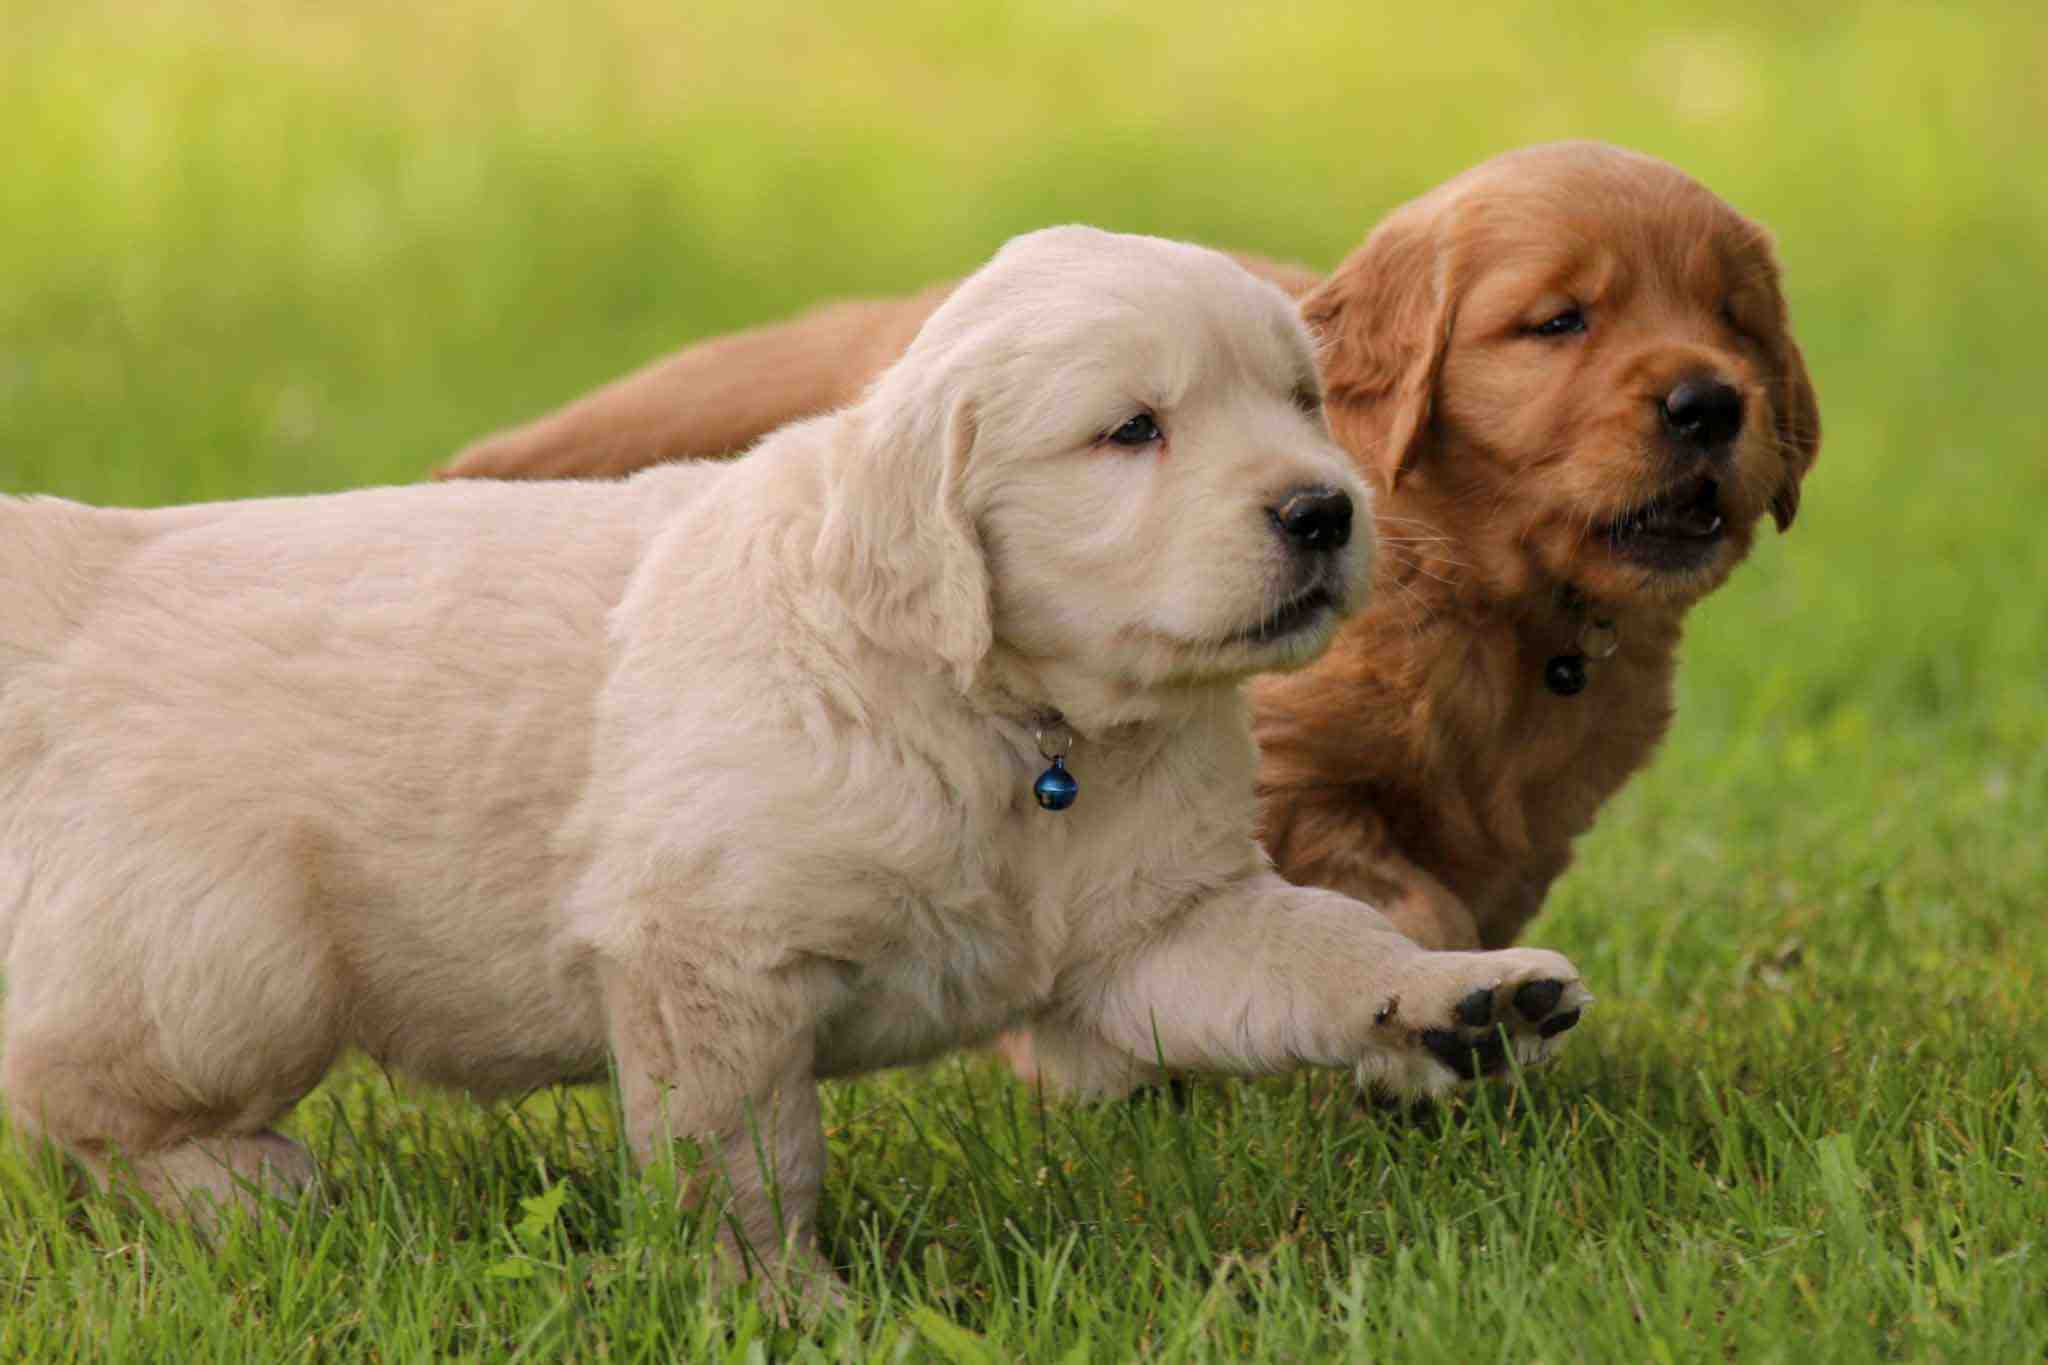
0 227 1587 1288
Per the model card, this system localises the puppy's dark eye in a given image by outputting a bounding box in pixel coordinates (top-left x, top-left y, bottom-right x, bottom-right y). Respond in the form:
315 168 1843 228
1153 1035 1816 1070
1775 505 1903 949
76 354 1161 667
1292 385 1323 417
1529 307 1586 338
1104 413 1162 447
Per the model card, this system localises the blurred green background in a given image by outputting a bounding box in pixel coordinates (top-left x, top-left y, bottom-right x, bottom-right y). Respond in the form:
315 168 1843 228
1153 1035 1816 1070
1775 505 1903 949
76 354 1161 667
3 2 2045 1352
5 0 2041 868
4 1 2044 999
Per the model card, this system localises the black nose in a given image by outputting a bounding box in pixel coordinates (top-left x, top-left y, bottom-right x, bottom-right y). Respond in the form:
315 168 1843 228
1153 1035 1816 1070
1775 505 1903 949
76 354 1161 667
1269 485 1353 552
1662 376 1744 449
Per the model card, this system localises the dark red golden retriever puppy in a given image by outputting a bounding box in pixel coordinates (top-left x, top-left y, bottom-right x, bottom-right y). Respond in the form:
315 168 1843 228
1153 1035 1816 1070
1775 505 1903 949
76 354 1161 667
443 141 1819 996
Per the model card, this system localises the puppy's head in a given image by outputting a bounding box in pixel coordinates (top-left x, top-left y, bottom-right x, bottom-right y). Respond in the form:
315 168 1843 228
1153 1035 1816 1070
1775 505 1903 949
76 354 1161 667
833 226 1371 700
1306 141 1820 608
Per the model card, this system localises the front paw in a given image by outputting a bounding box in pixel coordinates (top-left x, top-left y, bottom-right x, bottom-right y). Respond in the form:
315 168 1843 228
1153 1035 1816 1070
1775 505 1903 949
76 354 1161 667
1355 948 1590 1099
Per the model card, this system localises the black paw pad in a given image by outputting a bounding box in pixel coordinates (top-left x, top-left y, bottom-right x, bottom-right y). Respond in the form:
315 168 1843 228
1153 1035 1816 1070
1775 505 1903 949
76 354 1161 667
1513 979 1565 1022
1453 988 1495 1028
1536 1007 1581 1040
1421 1026 1509 1081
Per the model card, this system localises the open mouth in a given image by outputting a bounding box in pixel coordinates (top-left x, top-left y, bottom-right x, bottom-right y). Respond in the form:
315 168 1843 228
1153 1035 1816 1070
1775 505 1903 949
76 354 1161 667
1604 475 1726 568
1236 582 1338 646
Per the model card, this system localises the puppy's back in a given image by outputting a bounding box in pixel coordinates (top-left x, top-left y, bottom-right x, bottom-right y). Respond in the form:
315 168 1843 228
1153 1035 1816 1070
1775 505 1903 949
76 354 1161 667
0 472 715 662
0 496 150 675
0 474 716 962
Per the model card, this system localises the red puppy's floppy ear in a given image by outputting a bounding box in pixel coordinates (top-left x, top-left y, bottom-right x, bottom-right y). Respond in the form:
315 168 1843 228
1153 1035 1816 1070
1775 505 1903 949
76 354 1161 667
1744 230 1821 533
1767 316 1821 533
1301 199 1457 494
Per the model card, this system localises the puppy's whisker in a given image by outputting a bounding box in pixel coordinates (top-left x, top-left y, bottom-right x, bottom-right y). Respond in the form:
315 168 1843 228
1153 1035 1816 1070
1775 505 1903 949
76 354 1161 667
1375 534 1465 598
1371 514 1452 533
1387 549 1471 573
1400 559 1464 589
1374 534 1458 548
1384 581 1433 627
1380 547 1470 574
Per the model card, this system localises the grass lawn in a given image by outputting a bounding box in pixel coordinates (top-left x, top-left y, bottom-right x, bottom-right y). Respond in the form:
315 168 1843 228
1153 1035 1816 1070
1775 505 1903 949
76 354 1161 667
2 1 2044 1359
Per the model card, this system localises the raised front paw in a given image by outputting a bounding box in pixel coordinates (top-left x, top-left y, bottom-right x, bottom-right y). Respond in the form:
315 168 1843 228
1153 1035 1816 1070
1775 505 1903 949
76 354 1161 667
1356 948 1591 1099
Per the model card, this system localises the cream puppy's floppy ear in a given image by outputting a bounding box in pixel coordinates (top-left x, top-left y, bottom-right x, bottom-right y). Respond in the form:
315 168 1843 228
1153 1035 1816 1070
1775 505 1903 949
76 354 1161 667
1302 199 1456 494
813 372 991 690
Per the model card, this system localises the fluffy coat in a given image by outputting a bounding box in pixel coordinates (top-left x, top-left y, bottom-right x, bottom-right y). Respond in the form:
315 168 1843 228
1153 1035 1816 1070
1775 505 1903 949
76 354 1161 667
1 228 1587 1290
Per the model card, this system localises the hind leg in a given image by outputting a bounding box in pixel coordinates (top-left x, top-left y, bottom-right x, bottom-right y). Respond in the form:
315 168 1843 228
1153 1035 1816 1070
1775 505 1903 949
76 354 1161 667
3 1028 329 1223
124 1130 320 1213
2 853 346 1222
74 1128 319 1222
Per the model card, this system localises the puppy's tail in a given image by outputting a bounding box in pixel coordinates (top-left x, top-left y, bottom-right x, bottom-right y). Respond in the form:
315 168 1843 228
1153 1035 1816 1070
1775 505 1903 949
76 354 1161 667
434 283 960 482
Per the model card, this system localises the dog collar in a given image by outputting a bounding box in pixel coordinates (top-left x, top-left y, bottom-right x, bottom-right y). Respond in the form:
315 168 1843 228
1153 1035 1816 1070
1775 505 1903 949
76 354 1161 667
1543 586 1620 697
1032 712 1078 811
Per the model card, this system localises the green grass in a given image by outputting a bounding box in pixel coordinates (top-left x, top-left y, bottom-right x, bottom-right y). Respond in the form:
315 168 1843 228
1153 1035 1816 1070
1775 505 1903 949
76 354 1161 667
2 1 2045 1358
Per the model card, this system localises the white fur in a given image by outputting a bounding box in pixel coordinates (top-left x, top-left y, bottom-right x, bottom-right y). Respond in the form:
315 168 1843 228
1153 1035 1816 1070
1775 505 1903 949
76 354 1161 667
0 227 1585 1291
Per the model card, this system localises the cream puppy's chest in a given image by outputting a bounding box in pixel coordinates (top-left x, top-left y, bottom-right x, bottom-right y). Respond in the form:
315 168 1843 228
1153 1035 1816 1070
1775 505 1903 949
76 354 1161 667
803 762 1241 1077
811 912 1046 1074
805 822 1076 1075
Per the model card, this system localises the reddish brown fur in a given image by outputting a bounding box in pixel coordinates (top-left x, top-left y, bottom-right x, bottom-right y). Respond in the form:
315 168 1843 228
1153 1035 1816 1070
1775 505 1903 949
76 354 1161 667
439 143 1820 952
442 254 1320 479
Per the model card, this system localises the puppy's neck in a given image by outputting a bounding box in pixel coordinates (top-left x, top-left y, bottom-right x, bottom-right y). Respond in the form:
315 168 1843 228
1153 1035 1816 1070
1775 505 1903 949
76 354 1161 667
1251 479 1690 783
971 647 1218 745
1364 480 1694 642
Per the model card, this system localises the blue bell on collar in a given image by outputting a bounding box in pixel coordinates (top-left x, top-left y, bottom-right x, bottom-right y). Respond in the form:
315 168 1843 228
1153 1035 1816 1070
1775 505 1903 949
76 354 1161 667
1032 718 1078 811
1544 585 1619 699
